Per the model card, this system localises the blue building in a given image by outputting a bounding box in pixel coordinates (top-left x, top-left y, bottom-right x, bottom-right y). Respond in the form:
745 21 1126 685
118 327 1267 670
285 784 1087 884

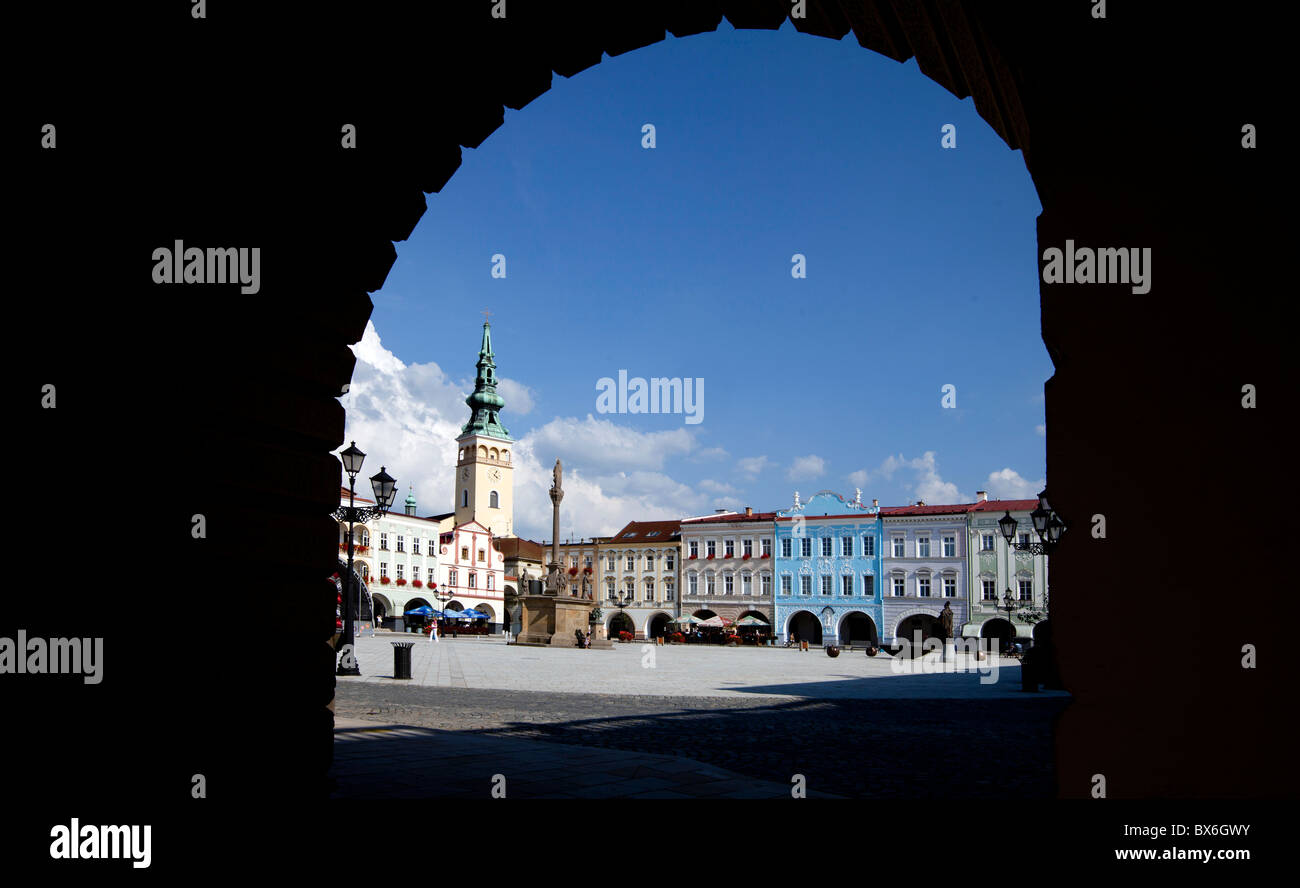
773 490 883 646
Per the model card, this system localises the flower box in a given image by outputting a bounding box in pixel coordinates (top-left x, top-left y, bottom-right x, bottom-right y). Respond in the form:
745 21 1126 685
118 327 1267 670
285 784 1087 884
568 567 579 576
412 579 423 588
742 554 751 560
379 576 391 585
706 554 715 560
395 578 407 586
760 553 770 559
617 630 634 643
688 554 697 560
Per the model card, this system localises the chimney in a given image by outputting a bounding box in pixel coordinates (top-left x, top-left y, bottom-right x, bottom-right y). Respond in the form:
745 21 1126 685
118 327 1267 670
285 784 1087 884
976 490 988 502
916 500 926 507
745 506 753 517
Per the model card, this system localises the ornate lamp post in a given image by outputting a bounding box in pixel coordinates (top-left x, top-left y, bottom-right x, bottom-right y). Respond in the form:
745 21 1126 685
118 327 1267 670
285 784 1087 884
614 589 635 639
432 582 451 636
332 442 397 676
1002 589 1018 654
998 489 1068 557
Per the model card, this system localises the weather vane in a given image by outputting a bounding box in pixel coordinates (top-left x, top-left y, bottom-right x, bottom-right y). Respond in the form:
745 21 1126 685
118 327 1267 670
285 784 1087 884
483 307 492 322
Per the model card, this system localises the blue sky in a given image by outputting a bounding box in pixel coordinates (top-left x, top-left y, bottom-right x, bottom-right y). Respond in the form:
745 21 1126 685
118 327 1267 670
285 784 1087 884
342 21 1048 541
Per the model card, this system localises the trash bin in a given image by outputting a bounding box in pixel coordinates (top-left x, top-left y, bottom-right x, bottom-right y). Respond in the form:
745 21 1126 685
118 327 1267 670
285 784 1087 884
392 641 414 680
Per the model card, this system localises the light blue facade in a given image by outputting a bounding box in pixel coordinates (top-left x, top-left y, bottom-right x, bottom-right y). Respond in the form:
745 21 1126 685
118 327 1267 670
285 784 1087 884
773 491 883 646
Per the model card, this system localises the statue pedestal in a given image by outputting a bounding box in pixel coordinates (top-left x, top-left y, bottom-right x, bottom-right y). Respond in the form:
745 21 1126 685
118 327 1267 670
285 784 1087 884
514 594 612 648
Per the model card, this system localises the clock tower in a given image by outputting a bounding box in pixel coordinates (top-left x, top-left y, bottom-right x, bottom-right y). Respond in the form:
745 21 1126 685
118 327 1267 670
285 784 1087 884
454 319 514 537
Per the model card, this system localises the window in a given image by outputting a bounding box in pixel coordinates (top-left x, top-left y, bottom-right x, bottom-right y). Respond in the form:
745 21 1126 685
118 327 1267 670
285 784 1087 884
893 576 906 597
781 538 792 558
688 574 698 597
821 537 833 557
725 540 735 558
380 563 388 578
359 564 369 580
468 572 476 589
801 576 812 596
821 575 833 596
606 579 615 599
396 534 405 552
584 554 593 569
665 551 675 570
412 537 420 555
646 552 655 570
944 576 957 597
380 532 389 551
606 555 616 571
569 555 578 568
706 540 716 558
478 549 485 562
742 574 752 596
461 489 468 508
982 579 996 601
706 575 716 596
689 541 699 558
724 574 734 595
664 580 675 601
781 575 792 597
762 574 773 596
490 490 499 508
645 578 655 601
626 554 635 571
981 533 995 551
396 564 404 579
742 539 753 558
943 535 956 557
917 537 931 558
1019 532 1032 549
801 538 813 558
625 579 635 598
918 576 931 597
863 535 875 557
842 575 853 596
646 530 661 537
427 567 435 583
862 574 874 597
487 574 494 591
892 537 905 557
448 568 457 586
461 546 469 561
762 539 772 557
1019 579 1033 601
842 536 854 557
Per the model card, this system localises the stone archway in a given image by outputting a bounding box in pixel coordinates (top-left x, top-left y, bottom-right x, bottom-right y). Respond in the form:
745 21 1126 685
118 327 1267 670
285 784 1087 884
647 612 673 639
787 611 822 646
982 618 1014 653
839 612 878 647
609 612 635 639
61 2 1274 802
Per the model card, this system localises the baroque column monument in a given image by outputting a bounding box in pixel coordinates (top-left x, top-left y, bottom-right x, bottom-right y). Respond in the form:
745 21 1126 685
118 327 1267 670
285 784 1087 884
514 459 611 648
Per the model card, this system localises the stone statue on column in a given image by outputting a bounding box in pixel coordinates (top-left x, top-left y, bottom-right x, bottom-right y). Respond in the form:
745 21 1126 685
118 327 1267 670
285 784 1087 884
545 459 566 595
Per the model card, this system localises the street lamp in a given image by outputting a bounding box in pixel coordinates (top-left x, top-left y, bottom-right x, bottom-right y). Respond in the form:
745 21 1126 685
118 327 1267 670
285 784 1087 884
332 442 397 676
614 589 635 639
431 582 451 637
1002 589 1018 655
999 489 1068 557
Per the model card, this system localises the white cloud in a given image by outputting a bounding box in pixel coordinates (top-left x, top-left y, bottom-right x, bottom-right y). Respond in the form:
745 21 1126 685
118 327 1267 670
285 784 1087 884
694 446 730 461
737 455 770 477
527 415 696 473
787 454 826 481
496 377 535 415
873 451 968 504
985 467 1045 500
846 469 870 487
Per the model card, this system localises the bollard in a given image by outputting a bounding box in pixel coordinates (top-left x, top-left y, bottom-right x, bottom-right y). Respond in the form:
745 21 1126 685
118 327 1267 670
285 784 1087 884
392 641 414 680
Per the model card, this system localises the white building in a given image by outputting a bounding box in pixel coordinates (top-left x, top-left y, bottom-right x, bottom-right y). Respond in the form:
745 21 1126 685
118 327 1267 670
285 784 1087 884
679 508 776 632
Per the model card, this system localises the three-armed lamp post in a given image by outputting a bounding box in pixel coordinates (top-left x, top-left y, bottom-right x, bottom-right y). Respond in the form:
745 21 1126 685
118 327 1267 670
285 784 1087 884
997 489 1067 651
332 441 397 676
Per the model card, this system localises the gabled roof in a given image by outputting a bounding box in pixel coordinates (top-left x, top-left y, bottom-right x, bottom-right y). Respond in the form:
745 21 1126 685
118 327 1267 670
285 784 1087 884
879 503 977 517
611 519 682 542
685 511 778 525
969 499 1040 513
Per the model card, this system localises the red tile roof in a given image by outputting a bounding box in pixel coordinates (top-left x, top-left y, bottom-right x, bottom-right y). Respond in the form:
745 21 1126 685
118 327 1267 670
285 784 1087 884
970 499 1039 512
880 498 1040 517
611 519 682 541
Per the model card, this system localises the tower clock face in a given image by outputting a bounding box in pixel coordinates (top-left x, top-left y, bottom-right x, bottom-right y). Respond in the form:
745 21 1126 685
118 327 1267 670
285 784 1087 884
489 468 501 481
460 467 469 481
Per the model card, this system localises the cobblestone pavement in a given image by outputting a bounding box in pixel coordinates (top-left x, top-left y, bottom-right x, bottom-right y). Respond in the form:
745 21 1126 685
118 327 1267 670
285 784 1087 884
335 680 1070 798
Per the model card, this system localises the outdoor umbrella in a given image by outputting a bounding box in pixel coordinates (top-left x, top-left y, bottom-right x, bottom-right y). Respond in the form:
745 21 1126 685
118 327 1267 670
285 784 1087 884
404 605 436 616
735 615 769 626
698 615 733 627
671 615 703 625
460 609 488 619
441 609 465 618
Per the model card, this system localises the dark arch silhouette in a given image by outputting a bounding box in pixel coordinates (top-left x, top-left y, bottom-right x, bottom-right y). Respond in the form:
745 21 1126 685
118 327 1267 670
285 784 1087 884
25 2 1278 805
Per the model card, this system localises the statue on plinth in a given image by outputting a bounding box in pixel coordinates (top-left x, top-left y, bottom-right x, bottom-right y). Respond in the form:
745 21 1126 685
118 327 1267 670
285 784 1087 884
544 459 566 595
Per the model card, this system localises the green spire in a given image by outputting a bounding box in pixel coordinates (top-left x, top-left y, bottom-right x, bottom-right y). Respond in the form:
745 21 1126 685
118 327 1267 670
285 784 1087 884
461 321 512 440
